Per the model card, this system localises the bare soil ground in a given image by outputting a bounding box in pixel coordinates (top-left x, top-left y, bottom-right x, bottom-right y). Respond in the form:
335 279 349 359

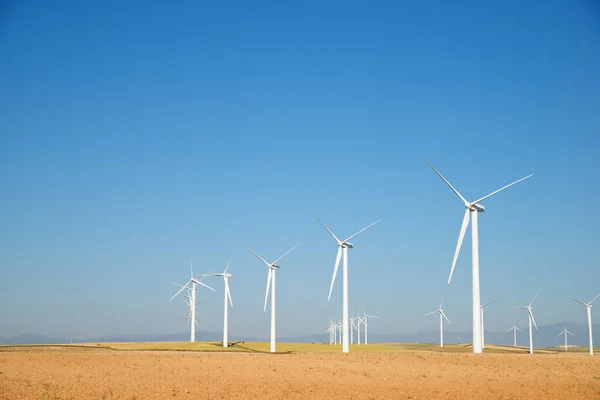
1 346 599 400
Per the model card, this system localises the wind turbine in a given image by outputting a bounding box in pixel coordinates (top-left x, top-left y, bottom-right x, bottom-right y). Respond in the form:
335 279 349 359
349 317 357 345
314 215 380 353
197 256 234 347
425 297 451 348
428 162 532 354
250 243 300 353
356 313 363 345
507 322 522 347
558 326 574 351
569 293 600 355
362 311 379 345
509 290 539 354
169 256 215 342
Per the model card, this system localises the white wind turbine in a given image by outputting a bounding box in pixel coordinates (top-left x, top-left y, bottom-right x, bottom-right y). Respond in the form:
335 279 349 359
557 326 574 351
356 313 363 345
349 317 357 344
169 256 215 342
314 215 380 353
428 162 532 354
362 310 379 345
509 290 539 354
197 256 234 348
479 300 498 350
569 293 600 356
250 243 300 353
507 322 522 347
425 297 451 348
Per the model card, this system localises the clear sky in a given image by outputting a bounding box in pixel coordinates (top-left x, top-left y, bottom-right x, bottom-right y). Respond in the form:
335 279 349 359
1 1 599 340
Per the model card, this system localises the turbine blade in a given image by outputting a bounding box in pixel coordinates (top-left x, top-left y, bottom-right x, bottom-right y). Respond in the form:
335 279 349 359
224 255 234 274
528 309 538 330
190 254 193 279
569 297 588 306
196 273 222 277
169 281 191 301
439 296 444 309
271 242 300 266
342 219 381 243
529 289 540 307
567 330 574 336
427 162 469 205
424 310 437 316
507 327 513 333
226 280 233 308
449 209 470 284
194 279 215 292
482 300 499 307
441 311 451 324
471 174 534 205
328 247 343 301
249 249 271 267
313 214 341 243
264 268 272 312
589 293 600 304
516 326 522 332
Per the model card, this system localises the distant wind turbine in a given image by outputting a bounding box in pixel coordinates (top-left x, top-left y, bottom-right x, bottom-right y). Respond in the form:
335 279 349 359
314 215 380 353
507 322 522 347
569 293 600 355
428 162 532 354
169 255 215 342
425 297 451 348
557 326 574 351
509 289 539 354
250 243 300 353
197 256 234 347
362 310 379 345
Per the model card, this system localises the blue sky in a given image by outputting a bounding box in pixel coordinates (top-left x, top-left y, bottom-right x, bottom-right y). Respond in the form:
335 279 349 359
1 1 599 340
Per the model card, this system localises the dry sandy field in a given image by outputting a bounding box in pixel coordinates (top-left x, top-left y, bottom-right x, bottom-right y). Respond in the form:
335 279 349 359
1 345 599 400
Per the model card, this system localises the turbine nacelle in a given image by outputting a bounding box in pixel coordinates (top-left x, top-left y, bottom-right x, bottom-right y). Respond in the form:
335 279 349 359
270 265 281 270
340 242 354 249
468 203 485 212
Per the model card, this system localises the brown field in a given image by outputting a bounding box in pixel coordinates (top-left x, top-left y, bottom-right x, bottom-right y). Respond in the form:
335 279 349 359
1 343 599 400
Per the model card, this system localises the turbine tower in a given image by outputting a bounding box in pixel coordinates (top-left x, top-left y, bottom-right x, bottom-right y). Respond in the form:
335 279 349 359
197 256 234 347
428 162 532 353
169 256 215 342
510 290 539 354
507 322 522 347
425 297 451 348
362 310 379 345
569 293 600 355
355 314 363 345
314 215 380 353
250 243 300 353
557 326 574 351
480 300 498 350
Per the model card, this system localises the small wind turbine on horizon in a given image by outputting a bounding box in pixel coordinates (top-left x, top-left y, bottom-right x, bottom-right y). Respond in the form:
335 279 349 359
356 314 363 345
425 297 451 348
509 289 539 354
169 255 215 342
314 215 380 353
250 243 300 353
558 326 574 351
470 294 498 350
197 256 234 348
569 293 600 356
507 322 522 347
362 310 379 345
428 162 532 354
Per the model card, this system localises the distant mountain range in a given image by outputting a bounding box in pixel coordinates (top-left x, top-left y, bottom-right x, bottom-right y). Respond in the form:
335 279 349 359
1 322 598 348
